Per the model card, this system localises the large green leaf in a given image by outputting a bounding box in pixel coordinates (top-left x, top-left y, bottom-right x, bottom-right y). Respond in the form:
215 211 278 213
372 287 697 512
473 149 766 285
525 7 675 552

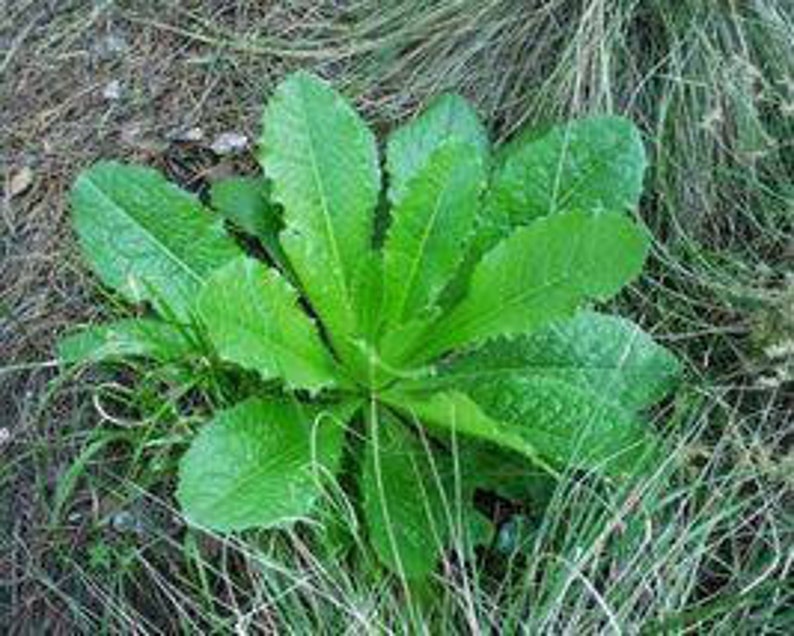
487 116 647 226
456 375 659 477
437 311 680 412
198 256 339 392
397 313 675 478
363 412 491 578
407 210 649 363
386 93 489 207
57 318 196 365
445 117 647 307
71 162 241 320
381 142 485 326
258 72 380 355
177 397 352 531
382 389 553 475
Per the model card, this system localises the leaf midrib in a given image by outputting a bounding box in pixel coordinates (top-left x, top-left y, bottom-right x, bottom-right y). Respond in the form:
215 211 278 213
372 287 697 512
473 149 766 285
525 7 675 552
82 175 204 286
391 161 459 322
297 83 353 327
421 225 585 355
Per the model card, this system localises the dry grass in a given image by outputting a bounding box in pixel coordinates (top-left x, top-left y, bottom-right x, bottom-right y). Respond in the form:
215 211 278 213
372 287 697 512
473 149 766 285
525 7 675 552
2 0 792 632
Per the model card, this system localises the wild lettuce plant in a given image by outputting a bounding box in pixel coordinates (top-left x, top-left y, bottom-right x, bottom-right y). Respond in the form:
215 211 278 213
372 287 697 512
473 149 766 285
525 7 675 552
61 72 679 579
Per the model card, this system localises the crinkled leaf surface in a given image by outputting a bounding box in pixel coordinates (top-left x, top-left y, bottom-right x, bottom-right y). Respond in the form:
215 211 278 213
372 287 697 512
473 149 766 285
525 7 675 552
71 162 241 319
410 210 648 362
382 389 551 473
448 117 647 305
456 375 659 477
68 73 665 543
386 93 489 206
57 318 196 365
402 314 676 478
381 142 485 327
177 397 352 531
363 412 490 578
258 72 380 355
198 256 338 392
488 116 646 225
437 311 680 411
386 394 558 503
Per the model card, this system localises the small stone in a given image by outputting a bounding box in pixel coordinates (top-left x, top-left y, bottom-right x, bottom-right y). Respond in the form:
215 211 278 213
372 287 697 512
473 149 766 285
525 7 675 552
110 510 145 535
8 167 33 197
210 131 249 155
0 428 9 445
94 33 127 60
102 79 121 101
170 126 204 142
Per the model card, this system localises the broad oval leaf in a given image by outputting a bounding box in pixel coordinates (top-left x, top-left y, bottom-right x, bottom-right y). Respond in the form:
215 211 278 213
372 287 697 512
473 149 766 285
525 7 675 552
381 142 486 326
488 116 647 225
58 318 196 365
386 93 489 206
258 72 380 355
71 161 241 320
177 397 351 531
198 256 339 392
363 411 491 579
458 375 659 477
447 117 647 306
438 311 680 412
408 210 649 362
